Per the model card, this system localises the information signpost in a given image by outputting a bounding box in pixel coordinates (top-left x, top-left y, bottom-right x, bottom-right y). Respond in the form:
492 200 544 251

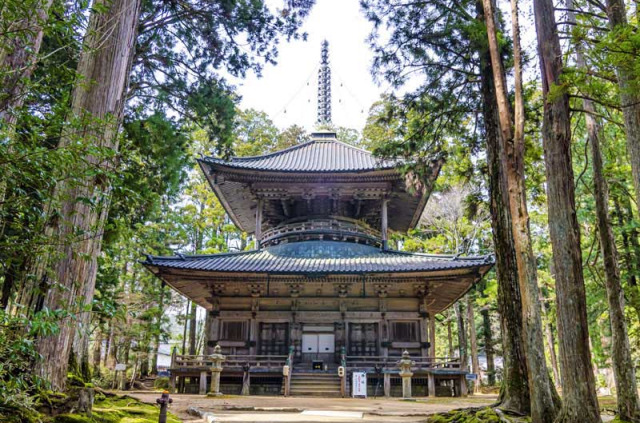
352 372 367 397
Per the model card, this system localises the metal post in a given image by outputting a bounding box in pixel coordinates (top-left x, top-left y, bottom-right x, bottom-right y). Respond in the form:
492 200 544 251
156 391 173 423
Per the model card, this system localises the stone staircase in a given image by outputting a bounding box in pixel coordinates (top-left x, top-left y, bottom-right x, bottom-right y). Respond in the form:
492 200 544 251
286 372 343 397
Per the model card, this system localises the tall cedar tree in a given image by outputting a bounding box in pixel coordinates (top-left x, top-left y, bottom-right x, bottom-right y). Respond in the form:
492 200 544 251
533 0 601 421
481 0 559 419
567 1 640 419
31 0 142 390
362 0 531 412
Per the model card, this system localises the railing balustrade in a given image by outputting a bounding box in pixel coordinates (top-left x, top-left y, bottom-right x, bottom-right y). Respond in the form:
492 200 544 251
261 217 381 246
171 353 459 372
172 354 288 369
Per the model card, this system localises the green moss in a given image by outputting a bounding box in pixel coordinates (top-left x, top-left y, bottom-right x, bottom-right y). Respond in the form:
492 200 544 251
426 407 502 423
67 374 86 388
51 394 181 423
153 377 169 391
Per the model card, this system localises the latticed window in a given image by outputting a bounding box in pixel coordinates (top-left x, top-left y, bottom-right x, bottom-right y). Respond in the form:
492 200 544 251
221 321 247 341
348 323 378 356
390 321 418 342
259 323 289 355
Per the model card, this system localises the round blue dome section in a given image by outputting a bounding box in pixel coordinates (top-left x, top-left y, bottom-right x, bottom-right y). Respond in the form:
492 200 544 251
265 240 381 258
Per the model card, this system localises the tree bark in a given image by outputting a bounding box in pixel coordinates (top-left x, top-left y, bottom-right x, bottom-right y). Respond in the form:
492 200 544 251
568 1 640 416
482 0 559 418
475 5 530 409
605 0 640 213
151 282 165 375
614 196 640 324
92 327 102 376
541 294 561 388
533 0 601 419
481 308 496 386
447 313 454 358
456 301 468 370
188 301 197 355
32 0 141 390
467 295 480 393
182 300 190 355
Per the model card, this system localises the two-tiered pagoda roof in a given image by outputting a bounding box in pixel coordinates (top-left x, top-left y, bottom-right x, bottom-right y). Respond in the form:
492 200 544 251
143 131 493 314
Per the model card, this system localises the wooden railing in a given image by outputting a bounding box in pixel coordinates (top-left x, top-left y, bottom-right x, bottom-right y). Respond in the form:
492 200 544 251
345 356 461 371
261 217 381 246
172 354 288 370
170 353 460 372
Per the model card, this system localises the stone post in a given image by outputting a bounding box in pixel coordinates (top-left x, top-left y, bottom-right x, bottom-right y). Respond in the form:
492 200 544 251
199 370 208 395
397 350 415 399
207 345 226 396
383 372 391 397
427 373 436 397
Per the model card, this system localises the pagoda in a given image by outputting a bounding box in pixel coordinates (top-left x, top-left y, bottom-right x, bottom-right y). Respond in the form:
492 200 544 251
143 41 493 397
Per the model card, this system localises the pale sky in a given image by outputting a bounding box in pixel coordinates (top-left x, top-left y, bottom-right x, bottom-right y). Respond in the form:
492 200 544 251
232 0 387 132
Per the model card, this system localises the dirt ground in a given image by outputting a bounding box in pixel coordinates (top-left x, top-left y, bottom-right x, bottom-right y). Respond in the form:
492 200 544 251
126 391 499 422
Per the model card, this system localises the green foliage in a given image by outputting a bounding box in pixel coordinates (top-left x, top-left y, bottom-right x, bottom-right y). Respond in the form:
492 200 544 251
153 377 170 391
0 309 68 422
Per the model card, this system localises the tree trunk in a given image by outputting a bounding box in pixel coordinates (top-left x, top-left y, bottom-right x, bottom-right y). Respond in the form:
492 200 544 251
481 308 496 385
107 325 117 370
533 0 601 419
92 328 102 376
541 293 561 387
482 0 559 418
182 300 190 355
568 1 640 415
151 282 165 375
32 0 141 390
467 296 480 392
605 0 640 213
475 0 530 413
614 197 640 324
456 301 468 370
447 314 454 359
188 301 197 355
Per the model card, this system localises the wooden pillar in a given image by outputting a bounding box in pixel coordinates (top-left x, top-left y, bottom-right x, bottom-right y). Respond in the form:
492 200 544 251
169 373 176 392
384 372 391 397
428 373 436 397
420 315 429 358
429 316 436 359
249 318 258 355
381 198 389 249
205 310 220 355
255 198 263 250
199 370 208 395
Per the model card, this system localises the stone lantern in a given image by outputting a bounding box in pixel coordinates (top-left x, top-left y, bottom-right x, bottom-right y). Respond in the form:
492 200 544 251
207 344 226 396
397 350 415 399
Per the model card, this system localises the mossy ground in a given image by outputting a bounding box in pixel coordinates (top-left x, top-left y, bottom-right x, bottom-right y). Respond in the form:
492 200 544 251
425 407 531 423
52 395 181 423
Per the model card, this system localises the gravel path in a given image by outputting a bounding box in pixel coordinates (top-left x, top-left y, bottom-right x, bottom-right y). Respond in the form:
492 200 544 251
126 392 498 422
